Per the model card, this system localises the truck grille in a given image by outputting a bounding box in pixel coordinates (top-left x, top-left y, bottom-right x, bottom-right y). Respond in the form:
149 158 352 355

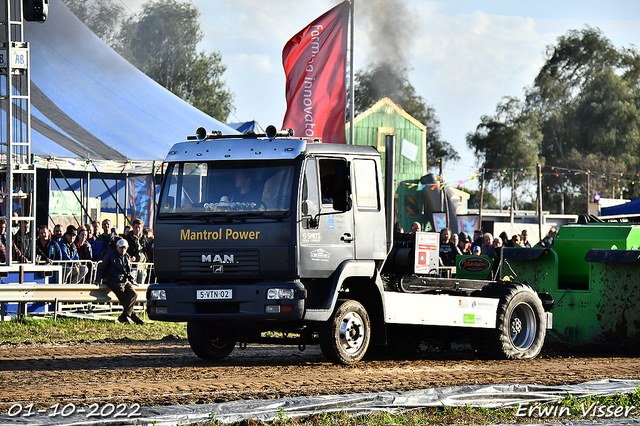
179 250 259 275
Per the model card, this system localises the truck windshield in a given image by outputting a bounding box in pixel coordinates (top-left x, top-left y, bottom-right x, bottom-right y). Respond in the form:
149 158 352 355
158 160 296 216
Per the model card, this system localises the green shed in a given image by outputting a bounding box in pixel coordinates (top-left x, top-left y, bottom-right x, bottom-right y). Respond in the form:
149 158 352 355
346 98 427 190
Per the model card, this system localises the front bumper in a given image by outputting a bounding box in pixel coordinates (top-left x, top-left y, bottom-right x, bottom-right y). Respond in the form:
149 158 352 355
147 281 306 323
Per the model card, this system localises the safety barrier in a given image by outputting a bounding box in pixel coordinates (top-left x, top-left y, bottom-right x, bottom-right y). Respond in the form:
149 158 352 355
0 283 149 303
0 283 149 320
0 261 156 320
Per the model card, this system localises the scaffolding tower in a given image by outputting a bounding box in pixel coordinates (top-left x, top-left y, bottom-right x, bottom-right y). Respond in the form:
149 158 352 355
1 0 36 265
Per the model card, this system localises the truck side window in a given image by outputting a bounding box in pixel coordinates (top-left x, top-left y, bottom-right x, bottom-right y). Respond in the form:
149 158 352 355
302 159 319 217
178 163 208 208
319 159 343 206
353 159 379 209
161 162 208 211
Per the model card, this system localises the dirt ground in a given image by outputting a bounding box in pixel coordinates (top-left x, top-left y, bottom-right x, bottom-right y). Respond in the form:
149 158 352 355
1 339 640 412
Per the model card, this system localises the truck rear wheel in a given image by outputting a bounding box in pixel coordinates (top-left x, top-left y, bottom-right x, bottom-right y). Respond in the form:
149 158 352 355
320 300 371 365
472 283 546 360
187 321 236 360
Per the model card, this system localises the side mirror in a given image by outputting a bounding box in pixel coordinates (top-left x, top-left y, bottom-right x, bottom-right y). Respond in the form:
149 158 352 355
332 160 351 212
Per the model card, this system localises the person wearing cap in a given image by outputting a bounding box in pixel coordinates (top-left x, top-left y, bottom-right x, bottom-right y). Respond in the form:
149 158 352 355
95 238 145 325
472 246 482 255
458 232 471 254
58 225 88 283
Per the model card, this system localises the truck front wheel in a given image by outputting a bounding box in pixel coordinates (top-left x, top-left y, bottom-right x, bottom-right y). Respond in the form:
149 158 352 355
320 300 371 365
187 321 236 360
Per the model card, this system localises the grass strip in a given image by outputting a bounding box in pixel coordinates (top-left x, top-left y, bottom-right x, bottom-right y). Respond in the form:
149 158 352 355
0 316 186 344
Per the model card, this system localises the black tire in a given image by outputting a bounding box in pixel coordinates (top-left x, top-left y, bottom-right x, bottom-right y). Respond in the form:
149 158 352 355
320 300 371 365
187 321 236 360
472 283 546 360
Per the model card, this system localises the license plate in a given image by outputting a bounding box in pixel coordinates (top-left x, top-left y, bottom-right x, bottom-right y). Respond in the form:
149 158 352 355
196 289 232 300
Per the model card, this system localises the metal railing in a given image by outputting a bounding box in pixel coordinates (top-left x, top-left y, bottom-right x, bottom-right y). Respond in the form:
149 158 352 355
0 282 149 320
0 261 156 320
36 260 156 285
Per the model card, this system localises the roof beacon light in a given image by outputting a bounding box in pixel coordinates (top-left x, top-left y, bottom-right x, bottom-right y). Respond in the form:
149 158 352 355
194 127 222 141
196 127 207 141
265 125 294 140
265 125 278 139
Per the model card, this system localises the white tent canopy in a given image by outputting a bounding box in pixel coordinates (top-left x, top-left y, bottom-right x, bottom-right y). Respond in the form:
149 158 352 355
24 0 237 162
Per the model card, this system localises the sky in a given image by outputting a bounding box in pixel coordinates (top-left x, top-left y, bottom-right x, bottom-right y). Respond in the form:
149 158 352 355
118 0 640 188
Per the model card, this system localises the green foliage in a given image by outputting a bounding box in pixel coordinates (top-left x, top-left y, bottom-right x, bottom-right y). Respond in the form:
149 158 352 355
62 0 125 46
117 0 201 92
467 97 543 180
529 27 640 211
354 62 460 169
466 97 543 209
469 26 640 214
62 0 235 122
277 408 290 425
174 51 235 122
464 186 500 210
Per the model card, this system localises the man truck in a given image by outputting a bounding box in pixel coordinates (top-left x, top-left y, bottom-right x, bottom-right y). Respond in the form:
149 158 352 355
147 126 552 365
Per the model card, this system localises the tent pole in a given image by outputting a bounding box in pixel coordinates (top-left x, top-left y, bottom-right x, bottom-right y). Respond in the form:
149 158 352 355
349 0 355 145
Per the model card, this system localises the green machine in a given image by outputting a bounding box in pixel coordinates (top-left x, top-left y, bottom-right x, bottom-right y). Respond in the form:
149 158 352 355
502 223 640 347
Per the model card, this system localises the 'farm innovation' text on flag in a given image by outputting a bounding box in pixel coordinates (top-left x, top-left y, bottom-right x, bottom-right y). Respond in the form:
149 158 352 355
282 1 349 144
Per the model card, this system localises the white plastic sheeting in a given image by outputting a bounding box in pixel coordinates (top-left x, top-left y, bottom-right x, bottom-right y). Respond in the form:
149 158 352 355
1 379 638 425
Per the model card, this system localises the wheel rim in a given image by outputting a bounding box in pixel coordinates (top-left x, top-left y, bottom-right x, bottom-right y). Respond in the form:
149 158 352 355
210 337 229 349
339 311 366 354
509 302 536 350
207 329 231 349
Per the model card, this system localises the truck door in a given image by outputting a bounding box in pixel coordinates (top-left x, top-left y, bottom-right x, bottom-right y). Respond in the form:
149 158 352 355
352 158 387 260
299 157 355 278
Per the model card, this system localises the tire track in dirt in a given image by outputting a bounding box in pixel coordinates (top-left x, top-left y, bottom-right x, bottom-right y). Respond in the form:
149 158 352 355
2 341 640 410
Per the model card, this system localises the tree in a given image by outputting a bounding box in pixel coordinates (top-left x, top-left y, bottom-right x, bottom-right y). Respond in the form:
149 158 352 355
174 51 234 122
525 26 640 207
117 0 201 93
468 27 640 214
466 97 543 208
63 0 125 46
63 0 235 122
464 187 500 210
354 62 459 169
467 97 542 179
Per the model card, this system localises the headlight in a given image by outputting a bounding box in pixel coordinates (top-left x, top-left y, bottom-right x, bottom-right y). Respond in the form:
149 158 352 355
266 288 295 300
150 289 166 300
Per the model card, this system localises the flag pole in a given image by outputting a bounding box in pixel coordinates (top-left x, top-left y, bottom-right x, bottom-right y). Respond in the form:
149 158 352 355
349 0 355 145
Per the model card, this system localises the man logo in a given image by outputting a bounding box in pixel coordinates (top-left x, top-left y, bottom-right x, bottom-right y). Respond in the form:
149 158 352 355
213 265 224 274
201 254 235 263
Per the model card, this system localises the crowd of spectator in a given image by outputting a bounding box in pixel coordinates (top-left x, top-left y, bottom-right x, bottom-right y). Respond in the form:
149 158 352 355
0 218 155 284
394 222 558 271
440 227 557 265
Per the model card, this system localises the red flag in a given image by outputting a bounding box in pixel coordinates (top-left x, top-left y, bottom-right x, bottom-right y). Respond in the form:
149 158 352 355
282 1 350 144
